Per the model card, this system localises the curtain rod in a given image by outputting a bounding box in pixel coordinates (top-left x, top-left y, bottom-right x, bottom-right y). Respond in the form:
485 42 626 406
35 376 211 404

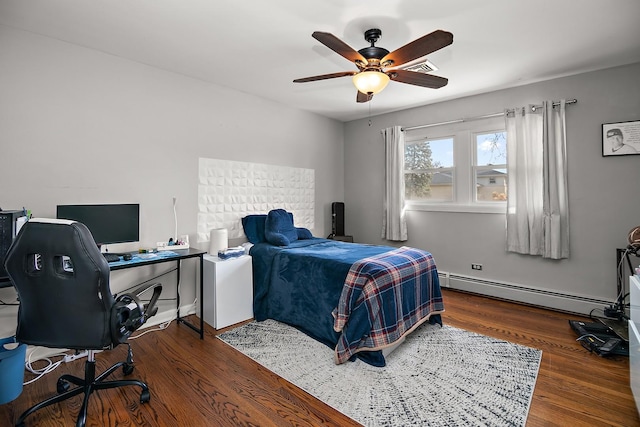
401 99 577 132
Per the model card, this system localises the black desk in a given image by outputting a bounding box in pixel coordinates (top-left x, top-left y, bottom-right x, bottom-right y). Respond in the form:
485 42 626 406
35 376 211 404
109 247 207 339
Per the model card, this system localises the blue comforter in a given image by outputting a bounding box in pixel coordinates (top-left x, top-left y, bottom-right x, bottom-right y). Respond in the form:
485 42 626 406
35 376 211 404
250 238 443 366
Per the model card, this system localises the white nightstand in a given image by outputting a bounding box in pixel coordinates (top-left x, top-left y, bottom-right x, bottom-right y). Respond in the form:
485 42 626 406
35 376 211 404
202 254 253 329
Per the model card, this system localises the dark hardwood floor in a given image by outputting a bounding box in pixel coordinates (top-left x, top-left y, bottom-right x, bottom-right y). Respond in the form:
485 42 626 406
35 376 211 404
1 289 638 426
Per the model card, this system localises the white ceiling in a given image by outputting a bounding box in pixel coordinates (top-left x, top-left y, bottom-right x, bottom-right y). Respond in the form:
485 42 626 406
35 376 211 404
2 0 640 122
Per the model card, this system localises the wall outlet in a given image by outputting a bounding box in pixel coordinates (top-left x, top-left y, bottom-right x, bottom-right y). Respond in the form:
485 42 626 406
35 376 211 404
471 263 483 271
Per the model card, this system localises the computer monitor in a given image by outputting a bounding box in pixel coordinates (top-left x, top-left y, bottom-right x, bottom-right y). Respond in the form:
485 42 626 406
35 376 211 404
56 203 140 247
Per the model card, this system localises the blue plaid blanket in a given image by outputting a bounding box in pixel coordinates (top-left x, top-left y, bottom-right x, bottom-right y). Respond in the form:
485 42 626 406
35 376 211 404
333 246 444 364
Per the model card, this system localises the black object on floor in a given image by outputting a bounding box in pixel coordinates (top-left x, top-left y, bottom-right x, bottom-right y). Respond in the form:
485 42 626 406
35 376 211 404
569 319 629 356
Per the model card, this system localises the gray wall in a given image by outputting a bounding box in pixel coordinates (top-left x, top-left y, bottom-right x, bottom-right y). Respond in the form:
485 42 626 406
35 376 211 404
344 62 640 312
0 25 345 336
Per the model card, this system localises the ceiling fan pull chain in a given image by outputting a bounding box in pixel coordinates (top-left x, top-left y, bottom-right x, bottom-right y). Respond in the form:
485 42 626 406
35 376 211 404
368 102 372 126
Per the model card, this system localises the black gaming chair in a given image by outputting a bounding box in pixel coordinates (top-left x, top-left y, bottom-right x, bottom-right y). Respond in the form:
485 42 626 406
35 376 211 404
3 219 162 427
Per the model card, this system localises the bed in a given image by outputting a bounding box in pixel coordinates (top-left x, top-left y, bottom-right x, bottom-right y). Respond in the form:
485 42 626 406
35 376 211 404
243 210 444 367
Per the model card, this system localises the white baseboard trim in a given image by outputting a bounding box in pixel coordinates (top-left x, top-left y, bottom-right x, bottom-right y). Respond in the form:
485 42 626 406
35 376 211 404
139 302 195 329
438 271 612 315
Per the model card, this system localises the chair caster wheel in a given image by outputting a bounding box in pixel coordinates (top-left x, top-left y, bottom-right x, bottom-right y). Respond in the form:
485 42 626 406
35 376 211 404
122 363 134 375
57 379 70 394
140 389 150 403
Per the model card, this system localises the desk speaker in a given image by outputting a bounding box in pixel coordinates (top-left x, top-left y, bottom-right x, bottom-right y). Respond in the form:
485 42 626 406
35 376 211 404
332 202 345 236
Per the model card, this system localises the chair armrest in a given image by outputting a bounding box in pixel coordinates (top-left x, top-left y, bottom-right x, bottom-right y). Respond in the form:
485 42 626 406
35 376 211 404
111 282 163 344
130 282 163 320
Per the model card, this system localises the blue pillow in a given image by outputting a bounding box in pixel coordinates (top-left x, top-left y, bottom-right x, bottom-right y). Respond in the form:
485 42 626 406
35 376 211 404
297 228 313 239
265 209 298 246
242 215 267 244
242 212 297 244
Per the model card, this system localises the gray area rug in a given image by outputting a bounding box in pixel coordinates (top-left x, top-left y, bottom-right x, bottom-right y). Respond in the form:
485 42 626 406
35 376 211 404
218 319 542 427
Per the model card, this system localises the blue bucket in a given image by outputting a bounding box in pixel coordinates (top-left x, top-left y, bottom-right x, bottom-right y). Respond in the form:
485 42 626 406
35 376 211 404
0 336 27 404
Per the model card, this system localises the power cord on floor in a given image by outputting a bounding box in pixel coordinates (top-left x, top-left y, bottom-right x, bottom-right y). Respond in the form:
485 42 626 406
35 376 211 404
576 334 606 354
129 296 197 339
129 319 173 339
23 348 99 386
23 349 67 385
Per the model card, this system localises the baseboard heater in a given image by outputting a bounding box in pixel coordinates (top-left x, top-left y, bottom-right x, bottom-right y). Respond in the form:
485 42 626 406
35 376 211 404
438 272 612 315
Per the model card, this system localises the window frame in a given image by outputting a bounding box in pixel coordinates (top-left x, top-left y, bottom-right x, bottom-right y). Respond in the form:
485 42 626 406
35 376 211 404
404 116 507 214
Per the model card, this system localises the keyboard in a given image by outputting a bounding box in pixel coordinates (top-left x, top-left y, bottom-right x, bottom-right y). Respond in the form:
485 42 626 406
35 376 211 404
103 253 121 263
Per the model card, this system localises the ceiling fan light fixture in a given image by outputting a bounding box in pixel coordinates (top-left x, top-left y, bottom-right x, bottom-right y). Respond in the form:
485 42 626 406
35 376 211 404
352 71 390 95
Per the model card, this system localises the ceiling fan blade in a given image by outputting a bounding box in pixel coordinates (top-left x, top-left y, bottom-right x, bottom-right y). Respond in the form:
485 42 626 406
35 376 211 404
312 32 367 65
356 91 373 103
390 69 448 88
293 71 357 83
381 30 453 67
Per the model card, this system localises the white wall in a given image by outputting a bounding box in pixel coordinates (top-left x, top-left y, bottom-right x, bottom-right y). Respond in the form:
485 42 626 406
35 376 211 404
344 62 640 314
0 25 345 336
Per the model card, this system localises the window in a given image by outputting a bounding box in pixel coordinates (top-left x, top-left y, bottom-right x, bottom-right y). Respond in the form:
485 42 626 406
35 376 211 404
405 137 454 202
404 117 507 213
474 131 507 202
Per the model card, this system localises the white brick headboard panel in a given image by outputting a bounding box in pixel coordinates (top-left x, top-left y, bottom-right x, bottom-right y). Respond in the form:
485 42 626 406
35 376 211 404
197 158 315 242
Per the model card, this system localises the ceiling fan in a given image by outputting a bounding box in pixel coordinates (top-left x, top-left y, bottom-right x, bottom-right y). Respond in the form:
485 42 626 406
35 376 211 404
293 28 453 103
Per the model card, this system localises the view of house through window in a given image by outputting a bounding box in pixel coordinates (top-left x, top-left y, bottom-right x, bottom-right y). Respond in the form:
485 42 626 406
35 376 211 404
475 131 507 201
404 122 508 212
405 137 454 201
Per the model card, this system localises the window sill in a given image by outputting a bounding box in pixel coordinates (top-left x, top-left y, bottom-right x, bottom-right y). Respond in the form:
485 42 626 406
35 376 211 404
405 202 506 214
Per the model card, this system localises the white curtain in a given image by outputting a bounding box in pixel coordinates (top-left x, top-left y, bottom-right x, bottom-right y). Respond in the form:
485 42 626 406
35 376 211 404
381 126 407 241
506 100 569 259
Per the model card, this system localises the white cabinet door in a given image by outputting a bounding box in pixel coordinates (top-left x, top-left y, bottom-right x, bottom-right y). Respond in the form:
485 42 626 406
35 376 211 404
630 275 640 412
203 255 253 329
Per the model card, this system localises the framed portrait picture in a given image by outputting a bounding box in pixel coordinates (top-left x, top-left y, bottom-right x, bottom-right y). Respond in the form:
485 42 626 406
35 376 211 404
602 120 640 156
